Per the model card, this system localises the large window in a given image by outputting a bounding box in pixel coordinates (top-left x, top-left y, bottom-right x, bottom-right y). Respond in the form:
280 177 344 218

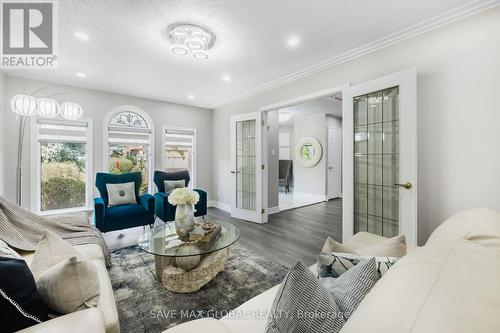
104 107 153 194
163 127 196 188
32 118 92 214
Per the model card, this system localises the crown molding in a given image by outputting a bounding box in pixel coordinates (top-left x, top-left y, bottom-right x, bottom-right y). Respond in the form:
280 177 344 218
212 0 500 109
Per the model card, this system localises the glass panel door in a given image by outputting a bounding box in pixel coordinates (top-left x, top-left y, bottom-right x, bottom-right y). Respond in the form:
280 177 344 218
230 111 265 224
354 87 399 237
236 119 256 211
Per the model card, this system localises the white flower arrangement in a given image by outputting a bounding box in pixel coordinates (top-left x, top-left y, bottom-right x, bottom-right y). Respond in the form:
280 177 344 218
168 187 200 206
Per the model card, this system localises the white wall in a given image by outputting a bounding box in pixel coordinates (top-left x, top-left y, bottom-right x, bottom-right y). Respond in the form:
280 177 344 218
292 114 327 196
212 7 500 244
278 126 293 160
4 76 213 209
326 115 342 130
0 71 5 196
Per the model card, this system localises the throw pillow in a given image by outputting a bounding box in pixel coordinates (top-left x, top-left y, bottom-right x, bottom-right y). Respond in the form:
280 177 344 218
318 252 398 278
164 180 186 193
0 257 48 332
318 235 406 278
36 256 100 314
106 182 136 206
29 231 100 315
321 258 379 320
354 235 407 257
265 260 345 333
322 235 407 257
30 230 80 280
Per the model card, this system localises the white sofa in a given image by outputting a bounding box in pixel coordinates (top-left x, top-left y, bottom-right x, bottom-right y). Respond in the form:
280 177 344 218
17 243 119 333
164 208 500 333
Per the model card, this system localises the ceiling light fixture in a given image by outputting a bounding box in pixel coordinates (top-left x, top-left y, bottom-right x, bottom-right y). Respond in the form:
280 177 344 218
222 74 232 82
74 32 89 41
168 23 215 61
287 36 300 48
76 72 86 78
188 94 195 99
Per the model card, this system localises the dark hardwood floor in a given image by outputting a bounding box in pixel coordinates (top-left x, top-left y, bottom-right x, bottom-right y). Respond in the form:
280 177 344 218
207 199 342 267
103 199 342 268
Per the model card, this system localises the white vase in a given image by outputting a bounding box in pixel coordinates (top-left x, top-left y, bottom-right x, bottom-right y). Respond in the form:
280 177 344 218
175 204 195 237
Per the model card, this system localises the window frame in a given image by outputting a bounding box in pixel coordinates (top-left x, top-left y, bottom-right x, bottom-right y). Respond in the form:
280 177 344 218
162 126 197 188
31 117 94 215
103 105 155 194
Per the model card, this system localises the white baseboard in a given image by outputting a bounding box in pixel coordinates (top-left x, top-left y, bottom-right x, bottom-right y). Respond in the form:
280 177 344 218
268 206 280 214
207 200 231 212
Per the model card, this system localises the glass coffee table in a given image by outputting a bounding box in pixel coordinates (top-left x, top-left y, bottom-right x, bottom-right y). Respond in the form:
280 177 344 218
138 219 240 293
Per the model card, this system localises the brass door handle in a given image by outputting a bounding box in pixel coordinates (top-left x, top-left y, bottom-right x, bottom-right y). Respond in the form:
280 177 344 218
395 182 412 190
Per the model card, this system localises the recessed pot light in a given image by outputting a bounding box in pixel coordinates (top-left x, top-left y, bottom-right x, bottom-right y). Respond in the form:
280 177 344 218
222 74 232 82
287 36 300 48
76 72 86 78
188 94 195 99
74 32 89 41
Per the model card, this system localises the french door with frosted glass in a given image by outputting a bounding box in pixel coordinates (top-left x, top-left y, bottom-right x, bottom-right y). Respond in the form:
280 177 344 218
343 68 417 245
230 112 267 223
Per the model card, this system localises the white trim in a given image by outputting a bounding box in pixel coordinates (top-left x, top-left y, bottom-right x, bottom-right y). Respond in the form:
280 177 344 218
208 200 230 212
342 68 418 245
213 0 499 108
161 125 197 189
102 105 155 194
230 112 265 223
259 84 349 112
31 117 93 214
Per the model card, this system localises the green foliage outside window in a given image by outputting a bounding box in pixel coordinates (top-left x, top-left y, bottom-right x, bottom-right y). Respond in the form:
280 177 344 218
40 143 86 211
109 144 149 194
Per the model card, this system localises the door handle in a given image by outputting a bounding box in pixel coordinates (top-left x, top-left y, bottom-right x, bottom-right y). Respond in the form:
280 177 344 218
329 166 334 170
395 182 412 190
230 170 239 174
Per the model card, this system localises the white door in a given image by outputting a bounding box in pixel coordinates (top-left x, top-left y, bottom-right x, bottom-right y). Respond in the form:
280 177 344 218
342 68 417 245
327 127 342 199
230 112 268 223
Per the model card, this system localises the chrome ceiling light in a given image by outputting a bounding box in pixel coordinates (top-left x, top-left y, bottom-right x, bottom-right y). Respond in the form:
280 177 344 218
168 23 215 61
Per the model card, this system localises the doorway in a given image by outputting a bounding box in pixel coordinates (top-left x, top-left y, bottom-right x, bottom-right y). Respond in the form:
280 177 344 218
270 93 344 212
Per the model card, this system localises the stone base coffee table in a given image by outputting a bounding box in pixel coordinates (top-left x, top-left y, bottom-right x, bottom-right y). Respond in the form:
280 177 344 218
138 219 240 293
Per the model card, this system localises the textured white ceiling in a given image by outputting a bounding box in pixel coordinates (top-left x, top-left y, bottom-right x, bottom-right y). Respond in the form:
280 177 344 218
4 0 492 109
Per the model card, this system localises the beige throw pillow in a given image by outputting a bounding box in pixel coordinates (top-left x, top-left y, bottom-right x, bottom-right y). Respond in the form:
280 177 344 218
30 230 80 280
322 235 407 258
355 235 407 257
106 182 136 206
36 256 100 314
164 180 186 193
29 231 100 314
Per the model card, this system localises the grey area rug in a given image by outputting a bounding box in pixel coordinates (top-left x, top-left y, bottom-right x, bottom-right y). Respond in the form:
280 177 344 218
108 243 288 333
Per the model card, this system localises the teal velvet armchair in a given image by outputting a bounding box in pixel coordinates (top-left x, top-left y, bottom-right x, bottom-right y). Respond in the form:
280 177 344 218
94 172 155 232
153 170 207 222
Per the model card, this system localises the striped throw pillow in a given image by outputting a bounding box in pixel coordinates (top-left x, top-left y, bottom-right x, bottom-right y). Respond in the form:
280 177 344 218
265 260 345 333
321 258 379 320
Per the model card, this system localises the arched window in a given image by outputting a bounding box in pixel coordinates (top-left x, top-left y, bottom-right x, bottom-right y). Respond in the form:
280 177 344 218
103 106 154 194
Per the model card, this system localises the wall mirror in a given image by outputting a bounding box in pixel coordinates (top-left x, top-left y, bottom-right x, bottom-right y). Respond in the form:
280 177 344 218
295 137 322 168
